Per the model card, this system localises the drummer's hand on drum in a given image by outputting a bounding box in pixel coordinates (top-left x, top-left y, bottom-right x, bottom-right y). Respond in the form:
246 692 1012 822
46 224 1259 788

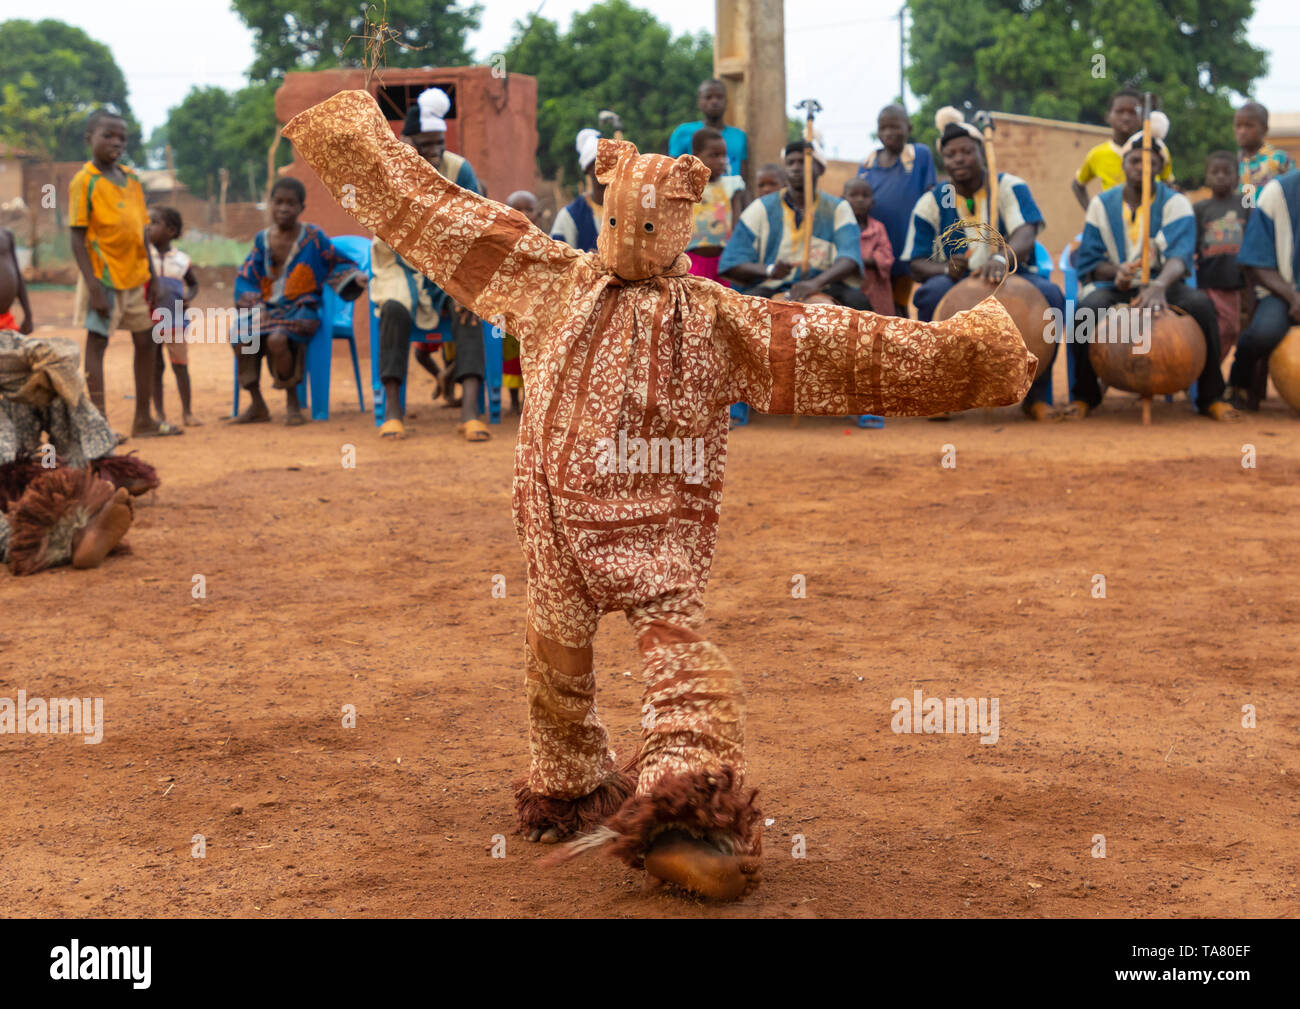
975 254 1008 284
1133 279 1168 313
787 279 822 303
1115 261 1137 291
946 254 969 280
768 260 795 281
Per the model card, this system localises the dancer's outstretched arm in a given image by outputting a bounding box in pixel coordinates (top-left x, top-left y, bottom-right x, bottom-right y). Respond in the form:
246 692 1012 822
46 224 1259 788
712 287 1035 417
283 90 584 349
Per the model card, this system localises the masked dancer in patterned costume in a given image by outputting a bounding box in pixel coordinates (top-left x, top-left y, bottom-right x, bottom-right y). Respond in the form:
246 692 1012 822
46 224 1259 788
283 91 1034 900
1 329 155 574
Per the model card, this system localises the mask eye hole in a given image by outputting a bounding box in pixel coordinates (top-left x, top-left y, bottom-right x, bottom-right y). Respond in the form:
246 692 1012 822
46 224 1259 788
608 217 616 227
644 222 654 233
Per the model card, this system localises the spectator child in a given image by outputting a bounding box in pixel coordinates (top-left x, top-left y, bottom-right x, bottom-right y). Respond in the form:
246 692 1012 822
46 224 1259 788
1194 152 1250 360
754 163 786 199
842 178 895 315
146 206 201 425
685 128 746 285
1236 101 1295 192
69 109 178 437
668 79 749 178
232 177 365 426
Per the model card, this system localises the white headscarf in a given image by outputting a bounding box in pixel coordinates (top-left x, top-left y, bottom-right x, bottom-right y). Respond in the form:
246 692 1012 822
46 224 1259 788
418 88 451 133
576 128 601 171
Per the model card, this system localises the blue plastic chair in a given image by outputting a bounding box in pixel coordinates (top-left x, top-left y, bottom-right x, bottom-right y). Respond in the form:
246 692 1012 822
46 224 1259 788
369 294 504 426
230 235 368 420
298 235 369 421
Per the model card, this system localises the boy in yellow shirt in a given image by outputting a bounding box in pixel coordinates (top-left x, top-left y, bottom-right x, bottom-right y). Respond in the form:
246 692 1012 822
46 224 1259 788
1072 89 1174 211
69 110 180 438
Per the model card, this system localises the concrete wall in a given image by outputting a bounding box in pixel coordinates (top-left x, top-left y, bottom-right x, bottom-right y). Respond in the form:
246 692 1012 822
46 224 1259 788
275 67 539 240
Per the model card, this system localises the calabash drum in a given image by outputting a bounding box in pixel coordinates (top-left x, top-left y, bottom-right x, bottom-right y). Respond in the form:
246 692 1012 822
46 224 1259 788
935 275 1052 382
770 290 837 305
1268 326 1300 412
1089 305 1205 424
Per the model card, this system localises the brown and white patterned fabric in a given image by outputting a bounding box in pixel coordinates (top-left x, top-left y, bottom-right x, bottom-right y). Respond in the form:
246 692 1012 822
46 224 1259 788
284 91 1034 861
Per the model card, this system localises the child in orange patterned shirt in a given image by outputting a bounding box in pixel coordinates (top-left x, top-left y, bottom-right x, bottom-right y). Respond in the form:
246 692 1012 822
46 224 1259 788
685 128 746 285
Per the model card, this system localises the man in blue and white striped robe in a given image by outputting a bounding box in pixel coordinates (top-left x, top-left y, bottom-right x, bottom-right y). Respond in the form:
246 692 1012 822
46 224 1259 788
902 123 1065 414
1069 140 1230 418
1226 169 1300 409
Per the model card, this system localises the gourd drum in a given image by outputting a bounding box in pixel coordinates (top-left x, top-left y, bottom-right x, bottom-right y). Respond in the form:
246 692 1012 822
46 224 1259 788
1089 306 1204 422
1269 326 1300 412
935 275 1052 382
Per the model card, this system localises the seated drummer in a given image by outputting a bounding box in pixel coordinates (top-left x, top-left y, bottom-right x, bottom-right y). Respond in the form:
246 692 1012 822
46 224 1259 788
1225 169 1300 411
902 109 1065 419
719 139 868 307
1065 123 1236 421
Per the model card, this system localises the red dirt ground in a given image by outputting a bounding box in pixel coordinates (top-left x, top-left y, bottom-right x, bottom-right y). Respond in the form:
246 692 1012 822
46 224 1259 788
2 287 1298 918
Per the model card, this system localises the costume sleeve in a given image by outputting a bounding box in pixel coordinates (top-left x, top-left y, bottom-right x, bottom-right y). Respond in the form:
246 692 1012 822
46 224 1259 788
283 90 581 349
712 284 1034 416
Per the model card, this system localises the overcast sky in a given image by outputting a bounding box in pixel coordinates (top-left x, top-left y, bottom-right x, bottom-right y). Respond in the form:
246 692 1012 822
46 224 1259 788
5 0 1300 162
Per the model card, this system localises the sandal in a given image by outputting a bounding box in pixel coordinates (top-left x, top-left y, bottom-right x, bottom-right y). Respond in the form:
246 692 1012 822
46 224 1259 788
456 418 491 442
379 418 407 440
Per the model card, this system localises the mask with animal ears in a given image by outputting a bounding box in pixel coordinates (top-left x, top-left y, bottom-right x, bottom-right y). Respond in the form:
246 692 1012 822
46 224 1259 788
594 138 711 281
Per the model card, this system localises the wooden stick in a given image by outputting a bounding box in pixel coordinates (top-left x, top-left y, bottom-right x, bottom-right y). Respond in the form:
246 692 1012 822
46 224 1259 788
1140 93 1152 285
801 114 814 276
982 116 999 272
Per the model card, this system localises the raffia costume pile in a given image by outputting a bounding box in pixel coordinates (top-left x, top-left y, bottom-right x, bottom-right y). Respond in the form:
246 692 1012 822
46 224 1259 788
0 330 157 574
284 92 1034 883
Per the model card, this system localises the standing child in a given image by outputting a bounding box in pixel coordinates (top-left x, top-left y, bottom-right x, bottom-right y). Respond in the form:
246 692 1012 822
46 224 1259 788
231 177 365 426
685 128 745 285
1236 101 1295 193
146 206 201 425
858 104 937 315
1194 152 1250 361
0 227 33 333
842 178 895 315
1073 88 1174 210
668 79 749 179
69 109 179 438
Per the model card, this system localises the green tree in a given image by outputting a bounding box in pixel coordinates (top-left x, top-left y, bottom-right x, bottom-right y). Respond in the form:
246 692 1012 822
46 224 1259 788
0 19 141 161
231 0 483 80
905 0 1267 186
163 82 288 201
505 0 715 184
